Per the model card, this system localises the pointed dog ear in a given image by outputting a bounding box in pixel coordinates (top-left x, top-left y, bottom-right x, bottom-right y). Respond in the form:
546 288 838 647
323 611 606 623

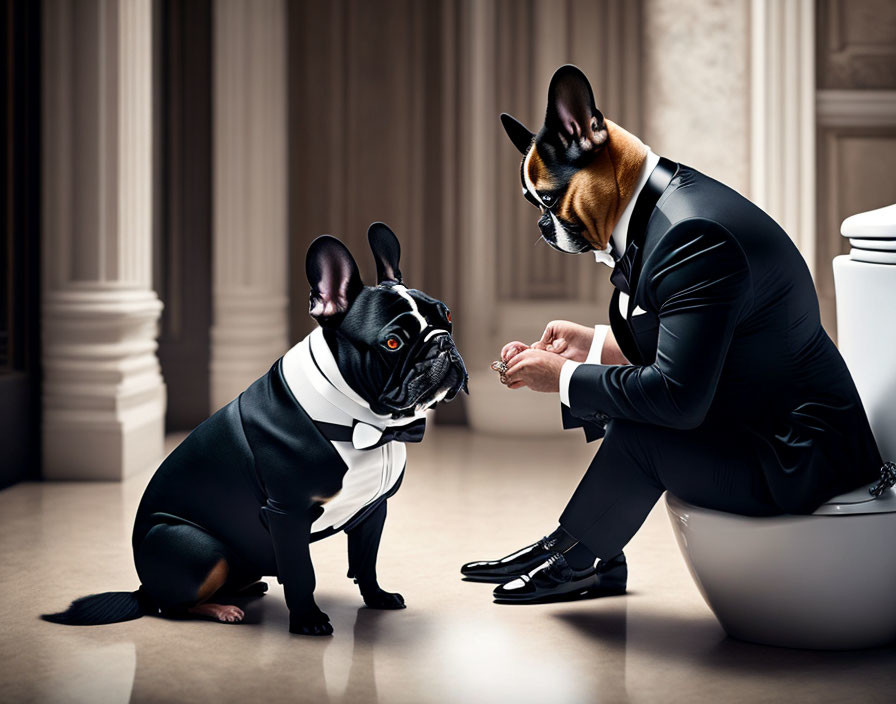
306 235 363 324
367 222 402 284
544 65 607 158
500 113 535 155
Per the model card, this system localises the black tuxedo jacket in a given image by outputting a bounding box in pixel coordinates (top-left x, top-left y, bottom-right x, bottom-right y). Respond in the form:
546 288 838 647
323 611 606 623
562 164 882 513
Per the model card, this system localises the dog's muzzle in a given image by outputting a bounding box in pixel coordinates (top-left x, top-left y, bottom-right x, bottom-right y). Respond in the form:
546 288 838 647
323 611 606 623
538 213 555 240
379 333 468 417
538 212 591 254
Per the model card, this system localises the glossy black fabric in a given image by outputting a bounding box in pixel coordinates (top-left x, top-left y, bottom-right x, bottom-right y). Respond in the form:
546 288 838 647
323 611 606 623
565 165 881 515
132 360 397 613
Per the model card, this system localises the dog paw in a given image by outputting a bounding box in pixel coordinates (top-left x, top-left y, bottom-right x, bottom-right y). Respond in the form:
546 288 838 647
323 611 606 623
289 609 333 636
362 589 406 610
292 621 334 636
188 603 245 623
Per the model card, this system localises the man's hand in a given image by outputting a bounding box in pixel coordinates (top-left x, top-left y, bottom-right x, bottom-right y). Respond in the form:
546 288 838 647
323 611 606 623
534 320 595 362
503 348 566 392
501 320 595 366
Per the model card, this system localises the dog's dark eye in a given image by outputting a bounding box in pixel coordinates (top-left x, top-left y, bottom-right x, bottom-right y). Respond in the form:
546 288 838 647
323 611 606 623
541 193 553 205
384 335 403 351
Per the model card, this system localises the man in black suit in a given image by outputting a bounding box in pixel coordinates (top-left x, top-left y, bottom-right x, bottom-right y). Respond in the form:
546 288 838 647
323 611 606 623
461 66 883 604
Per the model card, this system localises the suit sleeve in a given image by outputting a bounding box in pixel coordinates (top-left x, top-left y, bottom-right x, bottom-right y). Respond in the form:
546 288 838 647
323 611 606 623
567 222 753 430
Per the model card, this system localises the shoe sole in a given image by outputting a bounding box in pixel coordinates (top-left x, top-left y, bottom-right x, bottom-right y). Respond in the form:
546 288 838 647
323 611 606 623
461 574 522 584
493 584 626 605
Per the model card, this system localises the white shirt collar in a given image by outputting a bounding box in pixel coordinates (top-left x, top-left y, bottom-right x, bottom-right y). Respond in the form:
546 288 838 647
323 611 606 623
281 328 427 437
593 149 660 268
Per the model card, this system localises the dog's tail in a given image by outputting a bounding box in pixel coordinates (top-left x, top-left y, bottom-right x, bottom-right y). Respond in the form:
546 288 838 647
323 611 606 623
42 589 155 626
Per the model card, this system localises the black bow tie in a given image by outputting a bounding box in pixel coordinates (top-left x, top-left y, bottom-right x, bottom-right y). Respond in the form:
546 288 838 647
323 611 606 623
606 156 679 297
609 242 638 295
314 417 427 450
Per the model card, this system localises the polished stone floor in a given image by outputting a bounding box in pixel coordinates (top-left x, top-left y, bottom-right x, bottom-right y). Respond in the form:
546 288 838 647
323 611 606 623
2 428 895 703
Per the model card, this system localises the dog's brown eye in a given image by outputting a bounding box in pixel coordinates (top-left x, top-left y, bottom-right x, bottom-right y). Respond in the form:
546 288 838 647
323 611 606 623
385 336 402 351
446 310 452 323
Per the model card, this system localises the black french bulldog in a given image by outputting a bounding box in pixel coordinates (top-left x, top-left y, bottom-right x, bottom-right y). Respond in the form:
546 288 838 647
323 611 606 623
44 223 468 636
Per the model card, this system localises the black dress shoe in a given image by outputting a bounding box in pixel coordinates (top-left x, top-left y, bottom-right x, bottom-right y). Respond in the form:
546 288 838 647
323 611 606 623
595 552 627 593
461 536 559 583
493 552 627 605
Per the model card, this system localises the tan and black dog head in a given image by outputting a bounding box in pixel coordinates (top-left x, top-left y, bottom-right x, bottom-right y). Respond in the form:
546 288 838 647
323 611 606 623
501 65 648 254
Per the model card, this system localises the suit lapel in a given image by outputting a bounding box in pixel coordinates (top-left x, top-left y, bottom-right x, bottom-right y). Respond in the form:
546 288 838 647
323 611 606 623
606 158 679 366
622 157 679 316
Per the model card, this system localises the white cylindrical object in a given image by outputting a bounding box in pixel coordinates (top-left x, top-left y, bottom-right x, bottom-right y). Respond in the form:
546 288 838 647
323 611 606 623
666 493 896 650
833 255 896 463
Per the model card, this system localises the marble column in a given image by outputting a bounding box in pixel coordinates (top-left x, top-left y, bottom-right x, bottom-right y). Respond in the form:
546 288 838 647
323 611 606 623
42 0 166 479
210 0 288 410
750 0 816 275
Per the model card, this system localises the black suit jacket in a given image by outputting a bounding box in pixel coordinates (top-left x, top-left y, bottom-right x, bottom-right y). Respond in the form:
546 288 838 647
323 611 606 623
563 164 882 513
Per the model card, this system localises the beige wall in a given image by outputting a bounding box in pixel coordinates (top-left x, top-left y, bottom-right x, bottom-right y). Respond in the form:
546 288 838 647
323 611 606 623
643 0 751 196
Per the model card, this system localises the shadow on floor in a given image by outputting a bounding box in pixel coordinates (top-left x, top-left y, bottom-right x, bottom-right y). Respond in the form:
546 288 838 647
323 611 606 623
555 606 896 682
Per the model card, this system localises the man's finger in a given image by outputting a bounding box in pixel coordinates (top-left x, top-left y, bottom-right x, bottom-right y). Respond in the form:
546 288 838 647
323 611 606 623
507 378 526 389
550 337 568 354
539 323 556 346
505 350 529 373
501 341 528 362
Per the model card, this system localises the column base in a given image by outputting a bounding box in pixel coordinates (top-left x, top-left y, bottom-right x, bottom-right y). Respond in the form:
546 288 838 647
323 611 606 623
43 398 165 480
42 286 167 481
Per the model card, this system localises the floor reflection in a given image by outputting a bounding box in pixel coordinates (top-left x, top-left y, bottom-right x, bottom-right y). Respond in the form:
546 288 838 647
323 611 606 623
341 608 386 703
26 634 137 704
557 606 896 702
6 429 896 703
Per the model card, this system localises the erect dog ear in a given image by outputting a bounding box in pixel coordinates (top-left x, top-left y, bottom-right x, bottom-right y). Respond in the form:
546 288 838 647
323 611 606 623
367 222 402 284
544 65 607 158
500 113 535 155
306 235 364 325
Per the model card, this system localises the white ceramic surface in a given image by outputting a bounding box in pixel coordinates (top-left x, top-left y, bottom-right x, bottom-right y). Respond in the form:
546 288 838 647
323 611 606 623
813 481 896 514
849 238 896 251
848 248 896 265
841 203 896 239
833 255 896 464
665 492 896 649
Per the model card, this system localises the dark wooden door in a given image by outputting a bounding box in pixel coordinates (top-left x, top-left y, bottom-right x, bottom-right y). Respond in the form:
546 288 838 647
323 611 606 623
0 0 41 488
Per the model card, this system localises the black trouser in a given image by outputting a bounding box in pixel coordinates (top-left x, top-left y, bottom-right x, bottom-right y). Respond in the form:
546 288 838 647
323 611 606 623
560 419 780 560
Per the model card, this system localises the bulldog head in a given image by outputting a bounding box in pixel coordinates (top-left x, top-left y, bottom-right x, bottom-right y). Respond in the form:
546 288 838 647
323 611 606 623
306 222 468 418
501 65 647 254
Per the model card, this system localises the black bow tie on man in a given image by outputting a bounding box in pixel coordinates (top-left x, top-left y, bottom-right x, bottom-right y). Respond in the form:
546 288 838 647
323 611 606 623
609 241 637 295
